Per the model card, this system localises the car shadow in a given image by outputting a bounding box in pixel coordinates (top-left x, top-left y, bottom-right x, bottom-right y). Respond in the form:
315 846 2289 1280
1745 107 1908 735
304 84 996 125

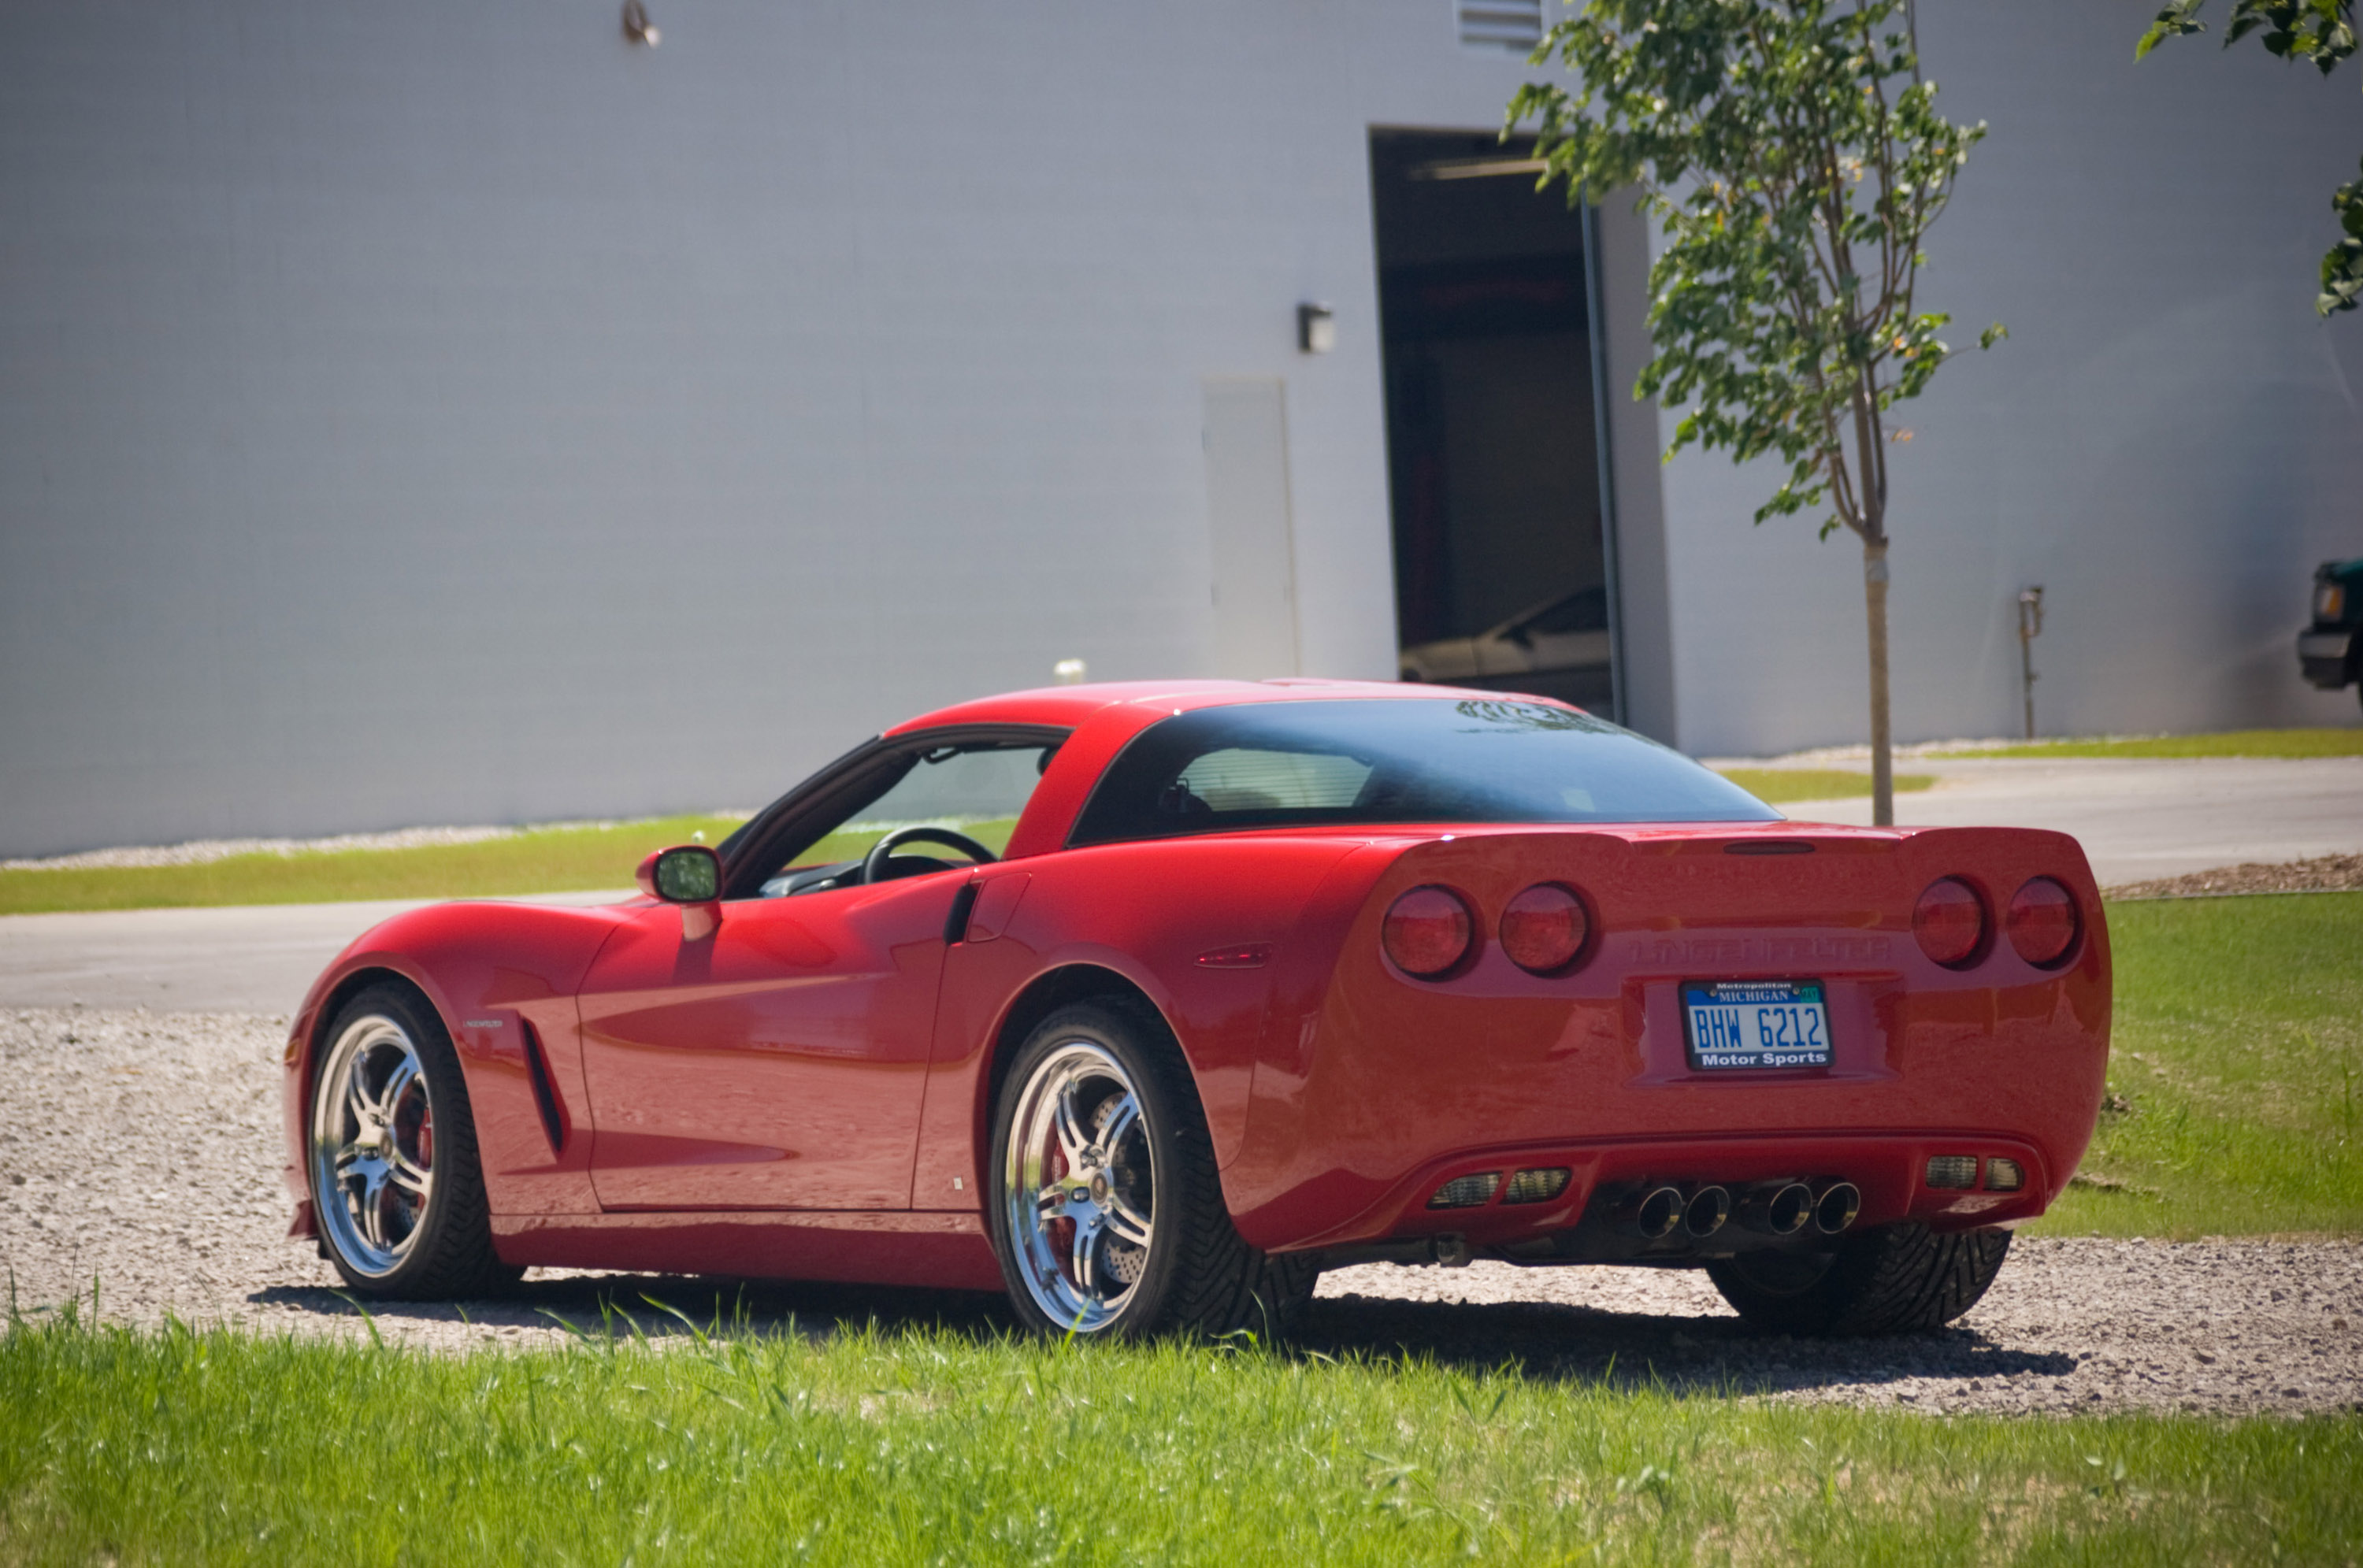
247 1271 2075 1398
1298 1292 2078 1396
244 1273 1015 1343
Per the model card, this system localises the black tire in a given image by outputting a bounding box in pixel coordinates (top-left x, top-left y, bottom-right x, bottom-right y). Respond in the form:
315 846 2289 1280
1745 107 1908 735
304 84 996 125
308 984 521 1299
1705 1223 2012 1336
986 998 1315 1340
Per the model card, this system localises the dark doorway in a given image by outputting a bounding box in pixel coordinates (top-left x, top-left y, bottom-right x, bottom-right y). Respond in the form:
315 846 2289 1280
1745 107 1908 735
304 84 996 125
1370 128 1616 715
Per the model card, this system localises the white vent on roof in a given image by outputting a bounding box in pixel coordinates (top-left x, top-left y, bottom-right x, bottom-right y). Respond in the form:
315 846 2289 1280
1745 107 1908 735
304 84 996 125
1457 0 1545 51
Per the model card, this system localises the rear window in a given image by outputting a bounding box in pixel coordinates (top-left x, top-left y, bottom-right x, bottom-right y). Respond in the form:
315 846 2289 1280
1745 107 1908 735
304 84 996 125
1069 699 1779 846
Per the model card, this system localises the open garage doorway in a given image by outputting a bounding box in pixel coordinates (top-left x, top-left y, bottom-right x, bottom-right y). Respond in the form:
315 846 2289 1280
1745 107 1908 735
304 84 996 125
1370 128 1619 716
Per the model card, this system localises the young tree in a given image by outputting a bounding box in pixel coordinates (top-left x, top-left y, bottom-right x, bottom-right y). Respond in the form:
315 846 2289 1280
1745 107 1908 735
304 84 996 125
2136 0 2361 315
1509 0 2001 825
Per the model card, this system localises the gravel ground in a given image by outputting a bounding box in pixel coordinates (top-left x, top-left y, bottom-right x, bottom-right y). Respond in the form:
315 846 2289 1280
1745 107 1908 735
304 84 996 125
4 1007 2357 1416
2105 853 2363 900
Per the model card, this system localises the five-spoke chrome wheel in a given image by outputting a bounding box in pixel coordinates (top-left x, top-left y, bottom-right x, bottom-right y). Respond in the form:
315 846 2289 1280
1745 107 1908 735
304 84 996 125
310 1011 436 1278
1002 1040 1157 1333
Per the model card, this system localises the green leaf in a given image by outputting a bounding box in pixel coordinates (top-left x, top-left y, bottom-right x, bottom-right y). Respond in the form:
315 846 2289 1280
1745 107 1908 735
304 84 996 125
2139 2 2357 308
2135 0 2211 57
1510 0 1989 540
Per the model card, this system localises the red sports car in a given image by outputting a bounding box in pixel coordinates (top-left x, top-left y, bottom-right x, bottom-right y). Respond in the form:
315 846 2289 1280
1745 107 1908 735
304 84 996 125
283 680 2109 1338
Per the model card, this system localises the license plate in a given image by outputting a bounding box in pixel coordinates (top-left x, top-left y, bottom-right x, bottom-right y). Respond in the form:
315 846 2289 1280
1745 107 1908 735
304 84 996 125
1682 980 1831 1070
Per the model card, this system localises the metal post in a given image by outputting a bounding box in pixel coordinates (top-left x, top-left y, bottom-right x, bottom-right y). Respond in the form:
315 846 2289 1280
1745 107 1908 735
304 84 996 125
1579 200 1629 729
2016 585 2044 740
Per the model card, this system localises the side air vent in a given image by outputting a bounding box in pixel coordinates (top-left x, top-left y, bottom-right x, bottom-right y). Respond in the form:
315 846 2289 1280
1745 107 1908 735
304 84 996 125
1457 0 1545 51
520 1018 568 1157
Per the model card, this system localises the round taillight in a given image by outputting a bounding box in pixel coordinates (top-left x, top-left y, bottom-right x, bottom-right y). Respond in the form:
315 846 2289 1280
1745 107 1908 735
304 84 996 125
1912 877 1986 967
1382 885 1475 979
2006 877 2079 966
1499 883 1588 973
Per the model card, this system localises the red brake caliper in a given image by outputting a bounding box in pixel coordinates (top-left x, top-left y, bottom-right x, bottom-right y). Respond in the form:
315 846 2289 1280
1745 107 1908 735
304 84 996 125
1046 1129 1074 1279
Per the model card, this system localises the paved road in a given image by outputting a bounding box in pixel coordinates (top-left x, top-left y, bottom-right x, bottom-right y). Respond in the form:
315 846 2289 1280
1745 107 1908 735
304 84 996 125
1752 755 2363 884
0 890 628 1015
4 755 2357 1014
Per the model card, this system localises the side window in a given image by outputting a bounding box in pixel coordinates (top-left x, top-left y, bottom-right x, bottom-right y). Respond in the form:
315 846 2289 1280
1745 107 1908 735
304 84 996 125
757 741 1056 895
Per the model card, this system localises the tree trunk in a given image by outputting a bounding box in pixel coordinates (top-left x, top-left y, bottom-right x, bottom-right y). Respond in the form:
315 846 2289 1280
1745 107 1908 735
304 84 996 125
1863 537 1893 826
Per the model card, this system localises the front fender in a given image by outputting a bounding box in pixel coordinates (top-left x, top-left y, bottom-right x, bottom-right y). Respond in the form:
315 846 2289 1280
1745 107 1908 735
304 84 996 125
281 899 637 1221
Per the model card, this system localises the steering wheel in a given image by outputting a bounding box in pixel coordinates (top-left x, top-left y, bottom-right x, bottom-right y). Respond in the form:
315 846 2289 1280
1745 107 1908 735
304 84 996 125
859 825 1000 886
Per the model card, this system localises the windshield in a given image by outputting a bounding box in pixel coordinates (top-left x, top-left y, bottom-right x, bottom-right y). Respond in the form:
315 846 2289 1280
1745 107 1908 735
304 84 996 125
1069 699 1778 846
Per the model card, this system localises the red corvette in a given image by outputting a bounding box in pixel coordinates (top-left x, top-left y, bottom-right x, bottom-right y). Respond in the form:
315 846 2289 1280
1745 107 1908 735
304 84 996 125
283 680 2109 1337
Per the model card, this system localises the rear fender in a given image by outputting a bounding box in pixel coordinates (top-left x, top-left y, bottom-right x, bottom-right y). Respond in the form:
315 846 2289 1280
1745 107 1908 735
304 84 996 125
911 836 1374 1207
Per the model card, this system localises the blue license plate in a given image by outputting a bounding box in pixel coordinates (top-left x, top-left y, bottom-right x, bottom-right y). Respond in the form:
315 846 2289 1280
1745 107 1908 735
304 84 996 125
1682 980 1831 1070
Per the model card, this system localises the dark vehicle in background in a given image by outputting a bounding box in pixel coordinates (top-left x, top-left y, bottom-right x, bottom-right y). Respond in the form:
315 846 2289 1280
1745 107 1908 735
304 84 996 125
2298 558 2363 710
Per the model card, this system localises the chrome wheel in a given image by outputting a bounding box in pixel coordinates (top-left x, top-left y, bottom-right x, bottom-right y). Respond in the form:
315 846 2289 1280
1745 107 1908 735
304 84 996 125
1003 1041 1156 1333
310 1012 436 1278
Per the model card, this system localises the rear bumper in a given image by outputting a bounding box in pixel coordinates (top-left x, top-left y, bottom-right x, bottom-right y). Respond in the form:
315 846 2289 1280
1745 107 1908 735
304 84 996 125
1222 825 2110 1255
2298 628 2354 687
1292 1130 2050 1262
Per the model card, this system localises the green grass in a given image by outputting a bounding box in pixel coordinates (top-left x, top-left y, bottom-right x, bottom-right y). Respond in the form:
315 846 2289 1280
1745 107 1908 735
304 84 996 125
1712 768 1935 805
2030 891 2363 1240
0 817 1020 917
1933 728 2363 761
2 1310 2357 1566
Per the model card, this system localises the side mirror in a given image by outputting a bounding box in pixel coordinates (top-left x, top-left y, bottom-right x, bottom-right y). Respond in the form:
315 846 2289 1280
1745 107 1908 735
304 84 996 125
636 845 721 904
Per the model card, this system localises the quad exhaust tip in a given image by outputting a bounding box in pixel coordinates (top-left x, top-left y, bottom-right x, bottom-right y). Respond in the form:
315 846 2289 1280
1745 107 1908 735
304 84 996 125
1684 1184 1731 1238
1633 1185 1686 1240
1742 1181 1816 1236
1607 1177 1856 1243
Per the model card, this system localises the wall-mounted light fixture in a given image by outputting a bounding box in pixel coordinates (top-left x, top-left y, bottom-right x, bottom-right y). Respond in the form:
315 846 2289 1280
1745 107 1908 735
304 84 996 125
623 0 660 46
1297 302 1336 355
1052 658 1088 685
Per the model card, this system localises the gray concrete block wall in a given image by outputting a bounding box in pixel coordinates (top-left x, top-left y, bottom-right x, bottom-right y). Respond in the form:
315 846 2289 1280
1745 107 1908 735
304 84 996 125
1 2 1561 857
7 1 2352 855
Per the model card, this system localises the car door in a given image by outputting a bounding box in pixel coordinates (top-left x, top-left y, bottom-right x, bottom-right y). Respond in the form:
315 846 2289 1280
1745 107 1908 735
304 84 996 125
573 872 961 1210
570 730 1060 1211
